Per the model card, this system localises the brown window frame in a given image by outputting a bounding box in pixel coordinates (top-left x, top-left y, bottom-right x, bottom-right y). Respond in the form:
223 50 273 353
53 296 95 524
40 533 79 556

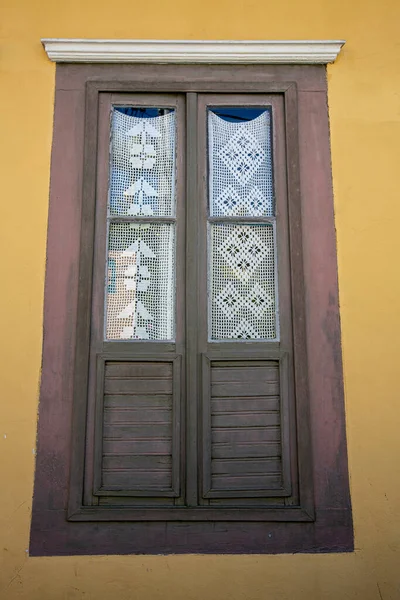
30 63 353 555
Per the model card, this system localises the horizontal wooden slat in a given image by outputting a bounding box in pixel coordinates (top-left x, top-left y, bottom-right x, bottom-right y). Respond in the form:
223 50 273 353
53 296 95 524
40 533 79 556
104 394 172 408
104 378 173 394
104 408 172 424
99 496 175 506
212 442 281 459
211 458 281 474
209 497 285 507
103 470 172 488
211 381 280 397
104 423 171 438
212 427 280 443
103 455 172 470
211 397 280 412
105 362 173 378
103 439 171 454
212 412 279 428
212 366 279 383
211 474 282 490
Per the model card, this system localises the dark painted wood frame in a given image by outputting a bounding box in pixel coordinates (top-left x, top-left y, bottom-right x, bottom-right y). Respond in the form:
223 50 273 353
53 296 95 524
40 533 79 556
30 63 353 555
73 86 307 521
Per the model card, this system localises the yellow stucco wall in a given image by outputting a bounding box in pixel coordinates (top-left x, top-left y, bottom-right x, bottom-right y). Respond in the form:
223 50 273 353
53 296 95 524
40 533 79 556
1 0 399 597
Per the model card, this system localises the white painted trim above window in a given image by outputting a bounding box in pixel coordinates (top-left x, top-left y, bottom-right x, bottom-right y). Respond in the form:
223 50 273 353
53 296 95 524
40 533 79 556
41 39 345 64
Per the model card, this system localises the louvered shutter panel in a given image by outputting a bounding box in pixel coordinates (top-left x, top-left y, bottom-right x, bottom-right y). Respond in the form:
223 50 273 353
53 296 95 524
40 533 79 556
202 356 291 500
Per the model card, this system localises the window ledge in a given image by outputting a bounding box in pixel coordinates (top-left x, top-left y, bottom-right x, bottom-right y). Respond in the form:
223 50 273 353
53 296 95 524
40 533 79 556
41 39 345 64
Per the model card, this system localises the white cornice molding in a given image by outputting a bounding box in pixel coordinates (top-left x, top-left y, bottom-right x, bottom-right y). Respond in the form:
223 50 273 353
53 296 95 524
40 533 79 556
41 39 345 64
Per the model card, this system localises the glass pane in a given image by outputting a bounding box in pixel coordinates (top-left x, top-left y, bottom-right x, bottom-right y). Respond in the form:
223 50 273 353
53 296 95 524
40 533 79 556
109 107 176 217
208 107 274 217
209 224 276 340
106 222 175 340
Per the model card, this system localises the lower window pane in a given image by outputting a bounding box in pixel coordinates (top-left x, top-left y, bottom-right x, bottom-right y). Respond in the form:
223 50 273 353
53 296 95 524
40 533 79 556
106 222 175 340
209 223 277 340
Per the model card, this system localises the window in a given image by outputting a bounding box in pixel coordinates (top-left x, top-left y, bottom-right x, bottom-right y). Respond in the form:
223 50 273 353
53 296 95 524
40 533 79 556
30 63 353 555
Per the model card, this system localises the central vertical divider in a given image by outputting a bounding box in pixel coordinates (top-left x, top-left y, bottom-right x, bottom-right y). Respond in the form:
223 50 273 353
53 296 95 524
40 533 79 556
185 92 199 506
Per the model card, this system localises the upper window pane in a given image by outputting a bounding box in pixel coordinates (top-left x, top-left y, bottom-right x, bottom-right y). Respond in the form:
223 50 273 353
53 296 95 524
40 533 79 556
109 107 176 217
208 107 274 217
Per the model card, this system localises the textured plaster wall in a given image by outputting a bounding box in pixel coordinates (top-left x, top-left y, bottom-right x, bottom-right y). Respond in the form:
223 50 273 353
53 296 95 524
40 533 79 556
0 0 399 598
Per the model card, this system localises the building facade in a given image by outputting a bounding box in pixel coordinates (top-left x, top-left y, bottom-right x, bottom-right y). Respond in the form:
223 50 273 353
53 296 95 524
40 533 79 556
1 0 399 597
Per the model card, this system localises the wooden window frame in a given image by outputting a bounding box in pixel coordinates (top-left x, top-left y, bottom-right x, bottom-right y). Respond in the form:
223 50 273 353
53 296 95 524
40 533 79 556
30 63 353 555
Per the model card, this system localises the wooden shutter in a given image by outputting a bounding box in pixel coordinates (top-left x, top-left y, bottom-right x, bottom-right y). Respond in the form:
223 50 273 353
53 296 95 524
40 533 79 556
93 357 181 499
84 93 186 507
196 95 296 508
202 355 290 499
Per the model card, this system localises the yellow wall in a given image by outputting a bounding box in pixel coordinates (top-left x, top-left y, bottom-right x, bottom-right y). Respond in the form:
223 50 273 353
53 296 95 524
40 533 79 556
1 0 399 597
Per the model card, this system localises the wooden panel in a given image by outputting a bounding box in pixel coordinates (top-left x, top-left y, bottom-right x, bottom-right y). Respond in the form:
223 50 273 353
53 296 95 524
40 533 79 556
212 397 279 412
203 358 287 498
103 455 172 469
104 408 171 423
103 439 171 454
212 427 280 443
104 394 171 408
212 412 280 428
104 423 171 438
98 359 179 496
212 458 281 473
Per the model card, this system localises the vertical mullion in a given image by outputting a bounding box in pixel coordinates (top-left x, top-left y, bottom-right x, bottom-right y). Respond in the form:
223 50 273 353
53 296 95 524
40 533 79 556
185 92 199 506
